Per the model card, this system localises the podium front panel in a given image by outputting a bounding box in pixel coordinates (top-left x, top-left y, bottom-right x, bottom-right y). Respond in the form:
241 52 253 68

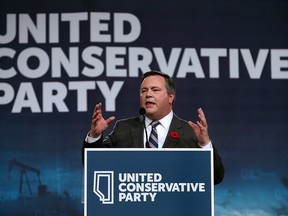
84 149 214 216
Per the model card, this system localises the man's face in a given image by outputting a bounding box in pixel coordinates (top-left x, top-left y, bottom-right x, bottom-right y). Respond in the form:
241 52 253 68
140 75 175 120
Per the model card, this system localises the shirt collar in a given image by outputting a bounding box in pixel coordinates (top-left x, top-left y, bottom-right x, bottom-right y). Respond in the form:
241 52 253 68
145 110 173 129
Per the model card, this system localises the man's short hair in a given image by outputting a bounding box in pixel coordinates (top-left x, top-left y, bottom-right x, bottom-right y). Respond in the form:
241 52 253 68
140 70 176 95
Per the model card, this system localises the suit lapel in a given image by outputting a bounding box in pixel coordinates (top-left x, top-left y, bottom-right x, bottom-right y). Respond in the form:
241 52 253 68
130 117 145 148
163 115 183 148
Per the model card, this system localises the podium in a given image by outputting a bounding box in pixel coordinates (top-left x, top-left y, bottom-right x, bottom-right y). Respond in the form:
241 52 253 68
84 149 214 216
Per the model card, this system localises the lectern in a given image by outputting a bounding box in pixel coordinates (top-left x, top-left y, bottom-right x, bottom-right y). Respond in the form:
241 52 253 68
84 149 214 216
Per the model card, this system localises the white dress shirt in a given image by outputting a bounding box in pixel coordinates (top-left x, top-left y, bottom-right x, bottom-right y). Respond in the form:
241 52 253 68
144 111 173 148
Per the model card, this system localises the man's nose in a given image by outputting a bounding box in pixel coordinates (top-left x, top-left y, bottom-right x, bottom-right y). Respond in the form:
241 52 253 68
145 89 152 97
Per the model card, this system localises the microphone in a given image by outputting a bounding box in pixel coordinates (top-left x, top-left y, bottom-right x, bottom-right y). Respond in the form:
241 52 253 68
139 107 149 148
139 107 146 115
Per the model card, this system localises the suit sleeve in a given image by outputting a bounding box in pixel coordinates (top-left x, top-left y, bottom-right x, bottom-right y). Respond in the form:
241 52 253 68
213 146 225 185
81 135 103 164
81 121 121 164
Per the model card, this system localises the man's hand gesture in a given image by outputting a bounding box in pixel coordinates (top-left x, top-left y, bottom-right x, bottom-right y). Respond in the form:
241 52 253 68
89 103 115 138
188 108 211 146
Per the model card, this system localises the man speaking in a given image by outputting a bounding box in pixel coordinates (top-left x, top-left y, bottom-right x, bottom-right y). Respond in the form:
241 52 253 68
82 70 224 184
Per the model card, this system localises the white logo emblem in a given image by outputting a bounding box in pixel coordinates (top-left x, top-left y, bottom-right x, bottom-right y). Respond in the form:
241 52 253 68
93 171 114 204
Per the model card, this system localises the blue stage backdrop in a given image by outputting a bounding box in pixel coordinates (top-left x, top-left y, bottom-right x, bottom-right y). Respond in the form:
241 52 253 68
0 0 288 215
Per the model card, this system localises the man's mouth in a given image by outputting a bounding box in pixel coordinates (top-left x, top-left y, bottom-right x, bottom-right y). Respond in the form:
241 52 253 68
145 101 155 106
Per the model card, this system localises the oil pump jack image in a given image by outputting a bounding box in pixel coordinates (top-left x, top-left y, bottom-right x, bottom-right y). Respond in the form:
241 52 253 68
8 159 47 197
2 159 83 216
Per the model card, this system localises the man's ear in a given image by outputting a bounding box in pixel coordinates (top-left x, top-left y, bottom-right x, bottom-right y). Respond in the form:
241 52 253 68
169 93 175 104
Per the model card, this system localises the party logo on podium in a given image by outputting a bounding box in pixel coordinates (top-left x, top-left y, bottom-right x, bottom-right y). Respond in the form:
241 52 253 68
93 171 114 204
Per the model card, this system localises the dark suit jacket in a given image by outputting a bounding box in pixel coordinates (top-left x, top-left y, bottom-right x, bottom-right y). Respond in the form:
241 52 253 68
82 114 225 184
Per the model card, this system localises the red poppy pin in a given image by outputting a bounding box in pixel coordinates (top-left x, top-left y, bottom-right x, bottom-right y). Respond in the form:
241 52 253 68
170 131 179 139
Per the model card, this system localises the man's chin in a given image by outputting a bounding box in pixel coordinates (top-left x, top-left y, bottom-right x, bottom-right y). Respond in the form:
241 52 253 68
145 106 156 112
145 108 157 118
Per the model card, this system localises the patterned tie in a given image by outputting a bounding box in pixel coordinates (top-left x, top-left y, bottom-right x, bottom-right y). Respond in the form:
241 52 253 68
148 121 160 148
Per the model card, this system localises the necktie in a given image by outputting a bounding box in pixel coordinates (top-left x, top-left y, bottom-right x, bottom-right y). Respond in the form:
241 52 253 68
148 121 160 148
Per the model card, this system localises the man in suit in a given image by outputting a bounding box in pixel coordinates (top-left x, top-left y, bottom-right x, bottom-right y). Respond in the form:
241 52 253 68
82 70 224 184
